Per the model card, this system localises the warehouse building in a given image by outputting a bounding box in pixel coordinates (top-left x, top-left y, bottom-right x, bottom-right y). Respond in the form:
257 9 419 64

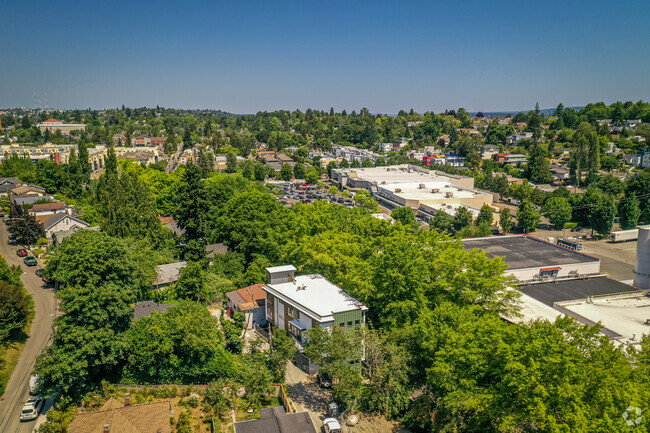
462 235 601 283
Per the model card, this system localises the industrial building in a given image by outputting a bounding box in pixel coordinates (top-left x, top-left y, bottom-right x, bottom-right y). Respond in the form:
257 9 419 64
514 278 647 346
462 235 601 283
331 165 493 218
330 164 475 191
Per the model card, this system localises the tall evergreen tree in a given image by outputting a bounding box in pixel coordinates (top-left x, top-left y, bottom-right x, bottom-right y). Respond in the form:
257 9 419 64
175 162 208 240
77 141 91 186
525 145 553 184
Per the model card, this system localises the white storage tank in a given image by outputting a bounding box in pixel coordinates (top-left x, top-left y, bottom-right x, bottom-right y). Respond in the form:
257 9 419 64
634 226 650 290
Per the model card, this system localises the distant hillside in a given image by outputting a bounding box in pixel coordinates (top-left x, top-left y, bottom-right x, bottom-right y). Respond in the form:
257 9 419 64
470 107 583 118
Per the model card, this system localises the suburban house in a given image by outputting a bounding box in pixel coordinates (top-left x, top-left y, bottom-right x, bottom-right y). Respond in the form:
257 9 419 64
29 201 68 217
494 152 528 165
481 144 500 160
69 398 171 433
263 265 367 348
153 261 187 290
0 177 20 195
10 184 46 197
226 284 266 327
52 226 100 246
234 406 316 433
42 213 90 239
133 301 172 320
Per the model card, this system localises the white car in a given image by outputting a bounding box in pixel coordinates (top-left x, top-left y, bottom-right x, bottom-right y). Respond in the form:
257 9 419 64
323 418 342 433
29 374 40 394
20 397 44 421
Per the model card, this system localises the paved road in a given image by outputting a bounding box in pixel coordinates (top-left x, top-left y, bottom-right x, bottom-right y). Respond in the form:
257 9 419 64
0 222 56 433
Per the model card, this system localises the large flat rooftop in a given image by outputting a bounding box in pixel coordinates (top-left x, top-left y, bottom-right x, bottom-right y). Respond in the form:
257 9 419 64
380 181 481 201
335 165 466 184
558 292 650 343
462 235 599 270
519 277 637 307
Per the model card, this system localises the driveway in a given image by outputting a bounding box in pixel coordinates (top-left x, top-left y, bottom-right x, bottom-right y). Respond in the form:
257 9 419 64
0 222 57 433
285 362 330 430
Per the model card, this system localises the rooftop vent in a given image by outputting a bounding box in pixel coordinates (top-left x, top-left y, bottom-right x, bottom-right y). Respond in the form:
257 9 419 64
419 184 425 189
431 188 440 193
380 181 386 185
446 192 454 198
395 188 402 193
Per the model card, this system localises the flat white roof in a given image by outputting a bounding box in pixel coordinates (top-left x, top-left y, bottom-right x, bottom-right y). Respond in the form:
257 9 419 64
380 181 480 201
419 202 481 217
265 274 367 322
266 265 297 273
511 293 563 324
337 165 456 184
558 292 650 345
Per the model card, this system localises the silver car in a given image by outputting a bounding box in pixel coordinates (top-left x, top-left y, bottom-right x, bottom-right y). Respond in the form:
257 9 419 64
20 397 43 421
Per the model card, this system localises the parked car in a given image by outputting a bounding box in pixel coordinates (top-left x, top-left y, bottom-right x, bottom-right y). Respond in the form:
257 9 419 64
318 371 332 388
17 249 28 257
20 396 44 421
571 226 584 232
24 257 37 266
8 238 19 245
323 418 342 433
29 375 40 394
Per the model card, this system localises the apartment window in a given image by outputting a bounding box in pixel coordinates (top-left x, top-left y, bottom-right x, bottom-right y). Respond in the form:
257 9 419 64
339 323 345 328
347 321 352 327
354 320 360 326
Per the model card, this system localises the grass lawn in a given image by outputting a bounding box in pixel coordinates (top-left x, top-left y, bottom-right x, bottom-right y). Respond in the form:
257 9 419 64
234 396 282 422
0 326 31 397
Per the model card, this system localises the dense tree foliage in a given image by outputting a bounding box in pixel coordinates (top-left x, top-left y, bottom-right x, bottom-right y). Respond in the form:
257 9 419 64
123 301 236 384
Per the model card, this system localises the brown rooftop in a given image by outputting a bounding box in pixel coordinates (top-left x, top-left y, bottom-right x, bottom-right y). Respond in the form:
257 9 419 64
70 400 171 433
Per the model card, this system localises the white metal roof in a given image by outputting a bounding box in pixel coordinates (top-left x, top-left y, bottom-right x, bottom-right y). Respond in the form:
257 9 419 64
266 265 297 273
265 274 367 322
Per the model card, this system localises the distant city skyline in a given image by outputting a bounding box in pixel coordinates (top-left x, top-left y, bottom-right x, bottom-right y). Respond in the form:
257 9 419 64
2 0 649 114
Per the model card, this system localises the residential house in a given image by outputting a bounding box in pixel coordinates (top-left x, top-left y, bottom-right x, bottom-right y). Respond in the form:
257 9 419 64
596 119 612 127
159 216 184 236
263 265 367 348
550 165 571 182
206 243 228 258
226 284 266 327
505 132 533 145
29 201 67 217
12 194 55 207
10 184 46 197
0 177 20 195
626 119 642 129
153 261 187 290
52 226 100 246
234 406 317 433
42 213 90 239
69 399 171 433
133 301 172 320
481 144 500 160
378 142 393 153
494 153 527 165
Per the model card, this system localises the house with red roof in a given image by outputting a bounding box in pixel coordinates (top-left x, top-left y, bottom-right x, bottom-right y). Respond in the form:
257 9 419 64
225 284 267 327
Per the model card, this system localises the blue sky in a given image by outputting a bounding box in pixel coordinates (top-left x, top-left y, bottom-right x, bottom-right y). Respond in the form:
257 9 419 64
2 0 649 113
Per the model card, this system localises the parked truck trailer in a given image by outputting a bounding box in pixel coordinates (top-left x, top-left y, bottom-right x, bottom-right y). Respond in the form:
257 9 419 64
610 225 650 242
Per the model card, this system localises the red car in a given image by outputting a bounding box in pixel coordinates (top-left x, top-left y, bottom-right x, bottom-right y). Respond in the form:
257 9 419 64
17 249 28 257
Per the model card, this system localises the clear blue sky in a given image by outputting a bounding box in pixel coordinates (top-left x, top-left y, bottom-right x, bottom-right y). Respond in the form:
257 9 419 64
2 0 649 114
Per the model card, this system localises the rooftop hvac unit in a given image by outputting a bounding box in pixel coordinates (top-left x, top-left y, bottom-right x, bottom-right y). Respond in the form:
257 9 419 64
419 184 425 189
446 192 454 198
431 188 440 193
395 188 402 193
381 181 386 185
